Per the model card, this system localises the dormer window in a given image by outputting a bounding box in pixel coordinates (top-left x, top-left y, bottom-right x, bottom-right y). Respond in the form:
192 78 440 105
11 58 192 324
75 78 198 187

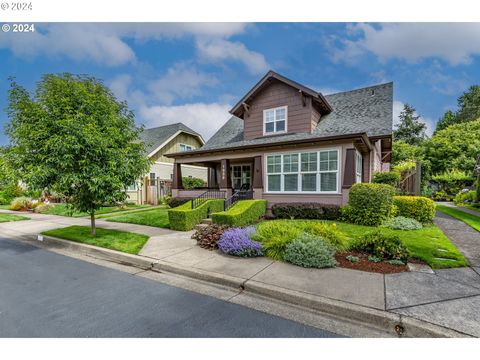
263 106 287 135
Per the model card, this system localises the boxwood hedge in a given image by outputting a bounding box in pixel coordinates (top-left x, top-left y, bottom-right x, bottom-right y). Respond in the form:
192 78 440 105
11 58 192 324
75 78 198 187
168 199 224 231
271 202 340 220
342 183 396 226
211 200 267 227
393 196 436 223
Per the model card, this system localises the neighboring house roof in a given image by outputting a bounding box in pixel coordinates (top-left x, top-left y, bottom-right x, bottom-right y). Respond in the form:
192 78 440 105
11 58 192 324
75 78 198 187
140 122 204 157
194 82 393 153
230 70 332 117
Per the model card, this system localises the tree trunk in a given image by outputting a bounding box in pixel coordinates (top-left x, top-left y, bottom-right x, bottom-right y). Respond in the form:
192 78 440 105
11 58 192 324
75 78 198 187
90 211 96 236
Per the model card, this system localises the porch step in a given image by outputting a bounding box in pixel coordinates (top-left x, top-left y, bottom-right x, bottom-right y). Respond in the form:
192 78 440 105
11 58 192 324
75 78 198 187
194 223 210 231
201 218 213 225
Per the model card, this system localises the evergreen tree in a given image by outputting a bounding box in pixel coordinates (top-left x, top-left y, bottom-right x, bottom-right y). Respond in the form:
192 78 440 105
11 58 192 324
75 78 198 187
393 104 427 145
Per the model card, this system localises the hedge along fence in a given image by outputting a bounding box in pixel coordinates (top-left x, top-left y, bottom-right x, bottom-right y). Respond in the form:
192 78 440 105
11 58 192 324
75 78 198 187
168 199 225 231
211 200 267 227
272 202 340 220
393 196 436 223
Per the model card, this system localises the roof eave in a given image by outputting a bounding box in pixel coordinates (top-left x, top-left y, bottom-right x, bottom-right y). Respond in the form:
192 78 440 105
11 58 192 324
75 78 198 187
165 132 371 159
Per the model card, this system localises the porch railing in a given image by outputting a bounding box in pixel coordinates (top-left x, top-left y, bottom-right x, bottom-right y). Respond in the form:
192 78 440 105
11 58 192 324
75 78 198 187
224 190 254 211
191 189 226 209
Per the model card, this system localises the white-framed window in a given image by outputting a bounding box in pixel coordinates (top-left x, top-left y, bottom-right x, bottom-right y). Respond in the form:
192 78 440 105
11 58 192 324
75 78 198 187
126 183 137 191
263 106 287 135
355 151 363 183
265 148 340 193
179 144 194 152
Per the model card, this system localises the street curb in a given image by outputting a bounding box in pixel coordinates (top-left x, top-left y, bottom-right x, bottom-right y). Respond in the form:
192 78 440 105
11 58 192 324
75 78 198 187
22 234 471 338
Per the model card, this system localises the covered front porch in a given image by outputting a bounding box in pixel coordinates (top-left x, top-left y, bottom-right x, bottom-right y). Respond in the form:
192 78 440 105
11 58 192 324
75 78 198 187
171 156 263 200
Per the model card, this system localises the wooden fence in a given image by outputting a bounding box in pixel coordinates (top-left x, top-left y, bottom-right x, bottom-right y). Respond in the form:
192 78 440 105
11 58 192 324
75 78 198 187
399 161 422 195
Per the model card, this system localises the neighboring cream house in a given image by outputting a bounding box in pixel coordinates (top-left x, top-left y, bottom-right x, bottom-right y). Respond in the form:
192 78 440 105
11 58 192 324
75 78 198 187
127 123 207 204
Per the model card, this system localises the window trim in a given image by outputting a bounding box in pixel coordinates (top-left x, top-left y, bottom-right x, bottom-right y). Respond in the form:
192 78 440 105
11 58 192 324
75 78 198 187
263 106 288 136
264 146 341 194
179 143 194 152
355 150 363 183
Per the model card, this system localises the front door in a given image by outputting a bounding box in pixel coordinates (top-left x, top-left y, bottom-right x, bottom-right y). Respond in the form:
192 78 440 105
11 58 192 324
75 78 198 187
231 164 251 190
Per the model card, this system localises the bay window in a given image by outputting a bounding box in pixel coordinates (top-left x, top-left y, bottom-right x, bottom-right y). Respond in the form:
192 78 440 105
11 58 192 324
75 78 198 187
266 149 340 193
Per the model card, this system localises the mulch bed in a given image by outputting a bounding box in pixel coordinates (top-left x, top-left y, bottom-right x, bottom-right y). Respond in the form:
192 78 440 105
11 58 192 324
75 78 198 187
335 251 409 274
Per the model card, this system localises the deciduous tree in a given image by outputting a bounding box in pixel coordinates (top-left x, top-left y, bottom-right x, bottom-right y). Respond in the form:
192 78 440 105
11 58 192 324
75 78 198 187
5 74 151 235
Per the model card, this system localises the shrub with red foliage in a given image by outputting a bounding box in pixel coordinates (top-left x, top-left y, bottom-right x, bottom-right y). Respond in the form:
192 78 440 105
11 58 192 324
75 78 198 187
192 224 229 250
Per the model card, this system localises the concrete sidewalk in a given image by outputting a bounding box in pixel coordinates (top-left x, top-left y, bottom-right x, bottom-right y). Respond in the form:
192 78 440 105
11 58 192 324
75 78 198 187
2 209 480 337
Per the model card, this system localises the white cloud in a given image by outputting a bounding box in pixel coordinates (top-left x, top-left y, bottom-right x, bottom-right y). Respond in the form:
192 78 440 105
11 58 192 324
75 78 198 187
147 62 218 105
0 24 136 66
139 103 231 140
196 38 269 75
0 23 261 68
393 100 434 137
332 23 480 66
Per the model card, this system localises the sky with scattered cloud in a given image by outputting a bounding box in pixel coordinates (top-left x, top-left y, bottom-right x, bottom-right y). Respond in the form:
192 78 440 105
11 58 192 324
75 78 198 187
1 22 480 144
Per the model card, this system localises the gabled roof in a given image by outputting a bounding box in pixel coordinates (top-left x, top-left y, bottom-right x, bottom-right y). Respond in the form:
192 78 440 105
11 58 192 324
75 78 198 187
140 122 204 157
188 82 393 154
230 70 332 118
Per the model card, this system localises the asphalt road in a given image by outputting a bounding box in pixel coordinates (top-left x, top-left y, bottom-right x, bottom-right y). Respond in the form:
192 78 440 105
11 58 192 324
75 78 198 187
0 237 339 338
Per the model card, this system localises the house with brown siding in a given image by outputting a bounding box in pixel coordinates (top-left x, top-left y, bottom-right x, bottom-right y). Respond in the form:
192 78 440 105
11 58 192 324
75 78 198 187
165 71 393 208
127 123 207 204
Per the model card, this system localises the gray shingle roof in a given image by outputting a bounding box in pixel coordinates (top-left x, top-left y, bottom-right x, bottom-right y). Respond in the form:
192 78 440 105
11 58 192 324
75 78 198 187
140 122 203 155
198 82 393 152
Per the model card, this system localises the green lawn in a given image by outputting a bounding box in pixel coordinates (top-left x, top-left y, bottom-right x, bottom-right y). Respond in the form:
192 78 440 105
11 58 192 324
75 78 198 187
0 204 11 210
42 225 149 254
106 207 170 228
254 219 467 269
40 203 151 217
465 204 480 213
0 213 30 223
329 221 468 269
437 204 480 232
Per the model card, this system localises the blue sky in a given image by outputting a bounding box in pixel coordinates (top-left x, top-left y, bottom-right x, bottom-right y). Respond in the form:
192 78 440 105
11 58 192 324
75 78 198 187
1 22 480 144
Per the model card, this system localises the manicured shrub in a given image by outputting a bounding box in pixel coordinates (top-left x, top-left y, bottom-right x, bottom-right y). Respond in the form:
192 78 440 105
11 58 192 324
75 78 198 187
384 216 423 231
346 255 359 263
284 233 337 268
368 256 382 263
352 229 409 261
372 171 401 187
343 183 396 226
33 203 54 214
211 200 267 227
454 190 477 205
271 203 340 220
168 199 224 231
182 177 206 190
0 195 8 205
387 259 406 266
393 196 436 223
432 170 474 198
167 197 194 208
217 227 263 257
10 196 32 211
191 224 229 250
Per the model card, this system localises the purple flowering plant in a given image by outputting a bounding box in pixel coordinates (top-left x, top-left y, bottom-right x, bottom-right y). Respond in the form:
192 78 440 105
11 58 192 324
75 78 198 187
217 226 264 257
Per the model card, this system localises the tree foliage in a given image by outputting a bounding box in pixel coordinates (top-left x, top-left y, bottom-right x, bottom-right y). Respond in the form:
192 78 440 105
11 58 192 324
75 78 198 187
392 140 423 165
393 104 427 146
435 85 480 133
4 74 151 235
423 119 480 175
